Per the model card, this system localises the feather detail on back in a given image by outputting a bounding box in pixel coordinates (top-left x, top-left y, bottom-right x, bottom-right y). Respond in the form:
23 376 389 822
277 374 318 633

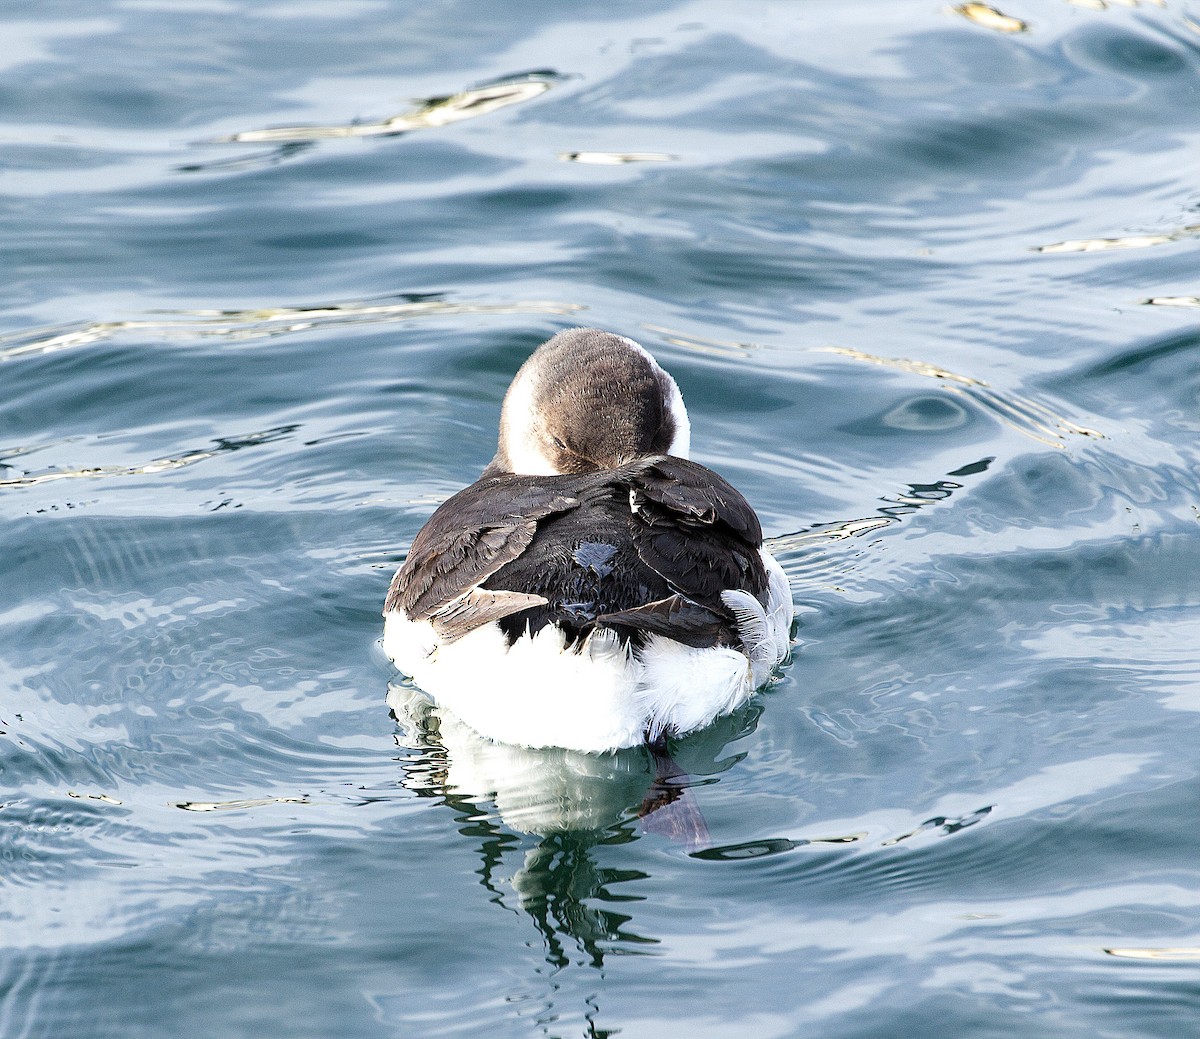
428 588 549 643
387 457 770 649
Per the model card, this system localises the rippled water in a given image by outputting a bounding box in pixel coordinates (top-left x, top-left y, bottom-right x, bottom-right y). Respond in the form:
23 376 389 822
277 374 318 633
4 2 1200 1036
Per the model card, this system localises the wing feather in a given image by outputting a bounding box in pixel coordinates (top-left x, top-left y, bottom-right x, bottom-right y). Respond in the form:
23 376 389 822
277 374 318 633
428 588 549 643
630 457 762 542
384 476 582 623
385 459 769 652
627 458 767 611
592 594 727 648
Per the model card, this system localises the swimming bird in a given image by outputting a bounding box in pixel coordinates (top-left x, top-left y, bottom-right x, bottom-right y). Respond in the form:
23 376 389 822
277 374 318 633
383 328 792 753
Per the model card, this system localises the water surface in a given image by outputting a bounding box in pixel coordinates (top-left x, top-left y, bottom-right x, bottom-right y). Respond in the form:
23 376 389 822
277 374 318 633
3 2 1200 1036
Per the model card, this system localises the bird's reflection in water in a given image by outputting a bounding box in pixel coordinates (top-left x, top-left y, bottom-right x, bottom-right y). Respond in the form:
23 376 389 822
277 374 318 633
388 681 759 844
387 681 760 1031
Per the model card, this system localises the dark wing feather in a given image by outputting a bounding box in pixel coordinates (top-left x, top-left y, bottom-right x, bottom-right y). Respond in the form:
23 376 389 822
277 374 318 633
387 458 767 652
630 457 762 543
384 476 584 622
592 594 728 648
628 457 768 610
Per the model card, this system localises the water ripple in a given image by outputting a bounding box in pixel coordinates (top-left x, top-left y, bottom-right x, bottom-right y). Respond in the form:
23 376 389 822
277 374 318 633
0 425 295 490
173 796 312 812
766 456 994 589
4 1 1200 1034
817 346 1104 448
559 151 676 165
952 3 1030 34
1104 947 1200 961
0 295 583 361
1145 295 1200 307
219 73 556 145
173 71 561 174
1035 225 1200 252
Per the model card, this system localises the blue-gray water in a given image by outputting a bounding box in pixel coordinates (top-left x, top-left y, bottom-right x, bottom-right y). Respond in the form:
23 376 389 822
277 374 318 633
3 2 1200 1036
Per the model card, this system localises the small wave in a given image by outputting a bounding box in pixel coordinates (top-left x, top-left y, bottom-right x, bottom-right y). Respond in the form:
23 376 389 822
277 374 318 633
950 4 1029 33
0 426 295 491
640 323 760 360
1035 225 1200 253
559 152 676 165
172 796 311 812
818 346 1103 448
691 832 866 861
1104 947 1200 961
950 0 1168 33
0 296 585 362
67 792 123 805
1145 296 1200 307
766 459 993 588
1065 0 1166 9
213 72 556 146
880 805 993 846
637 331 1104 449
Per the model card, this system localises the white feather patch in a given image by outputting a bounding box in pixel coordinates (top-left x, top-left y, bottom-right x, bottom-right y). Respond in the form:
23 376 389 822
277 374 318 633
384 606 768 751
720 548 793 687
761 546 794 663
385 611 645 752
636 636 751 739
500 366 559 475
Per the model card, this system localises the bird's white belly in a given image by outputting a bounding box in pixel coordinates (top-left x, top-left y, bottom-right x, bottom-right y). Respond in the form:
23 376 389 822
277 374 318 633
382 610 755 753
